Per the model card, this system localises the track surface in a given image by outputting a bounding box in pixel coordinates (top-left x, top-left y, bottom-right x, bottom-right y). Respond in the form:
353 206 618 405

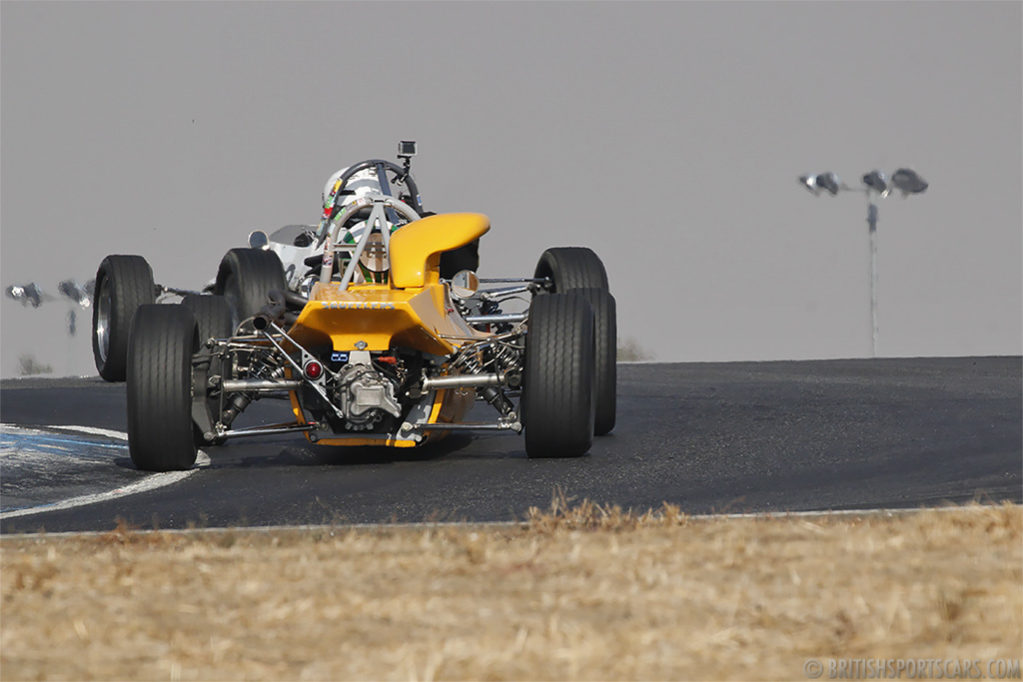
1 357 1020 534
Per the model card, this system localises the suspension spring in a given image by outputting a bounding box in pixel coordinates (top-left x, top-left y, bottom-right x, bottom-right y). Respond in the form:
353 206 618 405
452 345 486 374
491 340 522 371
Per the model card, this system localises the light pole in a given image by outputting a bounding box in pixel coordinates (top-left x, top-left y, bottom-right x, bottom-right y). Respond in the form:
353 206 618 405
798 168 928 357
6 279 94 374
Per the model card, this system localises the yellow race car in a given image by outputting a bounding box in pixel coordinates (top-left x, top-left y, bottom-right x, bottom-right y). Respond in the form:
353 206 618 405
123 149 616 469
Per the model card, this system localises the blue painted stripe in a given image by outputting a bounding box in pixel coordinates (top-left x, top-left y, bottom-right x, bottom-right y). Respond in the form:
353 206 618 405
1 433 127 450
1 433 128 461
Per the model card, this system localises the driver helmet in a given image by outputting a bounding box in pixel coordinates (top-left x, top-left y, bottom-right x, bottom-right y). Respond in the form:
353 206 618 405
322 166 385 208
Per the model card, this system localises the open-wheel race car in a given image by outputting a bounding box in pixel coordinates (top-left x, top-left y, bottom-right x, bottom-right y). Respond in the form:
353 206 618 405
92 143 477 383
92 143 616 468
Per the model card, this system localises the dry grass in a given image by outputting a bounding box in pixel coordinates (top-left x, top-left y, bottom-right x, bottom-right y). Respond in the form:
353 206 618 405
2 500 1020 681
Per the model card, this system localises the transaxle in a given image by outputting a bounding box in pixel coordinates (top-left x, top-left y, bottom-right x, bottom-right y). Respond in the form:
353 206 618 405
332 360 402 430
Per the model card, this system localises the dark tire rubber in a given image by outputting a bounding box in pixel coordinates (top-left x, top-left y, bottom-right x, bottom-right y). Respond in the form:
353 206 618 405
180 294 234 342
92 255 156 382
214 248 286 326
534 247 609 293
126 304 199 471
522 293 596 458
179 295 232 447
568 288 617 436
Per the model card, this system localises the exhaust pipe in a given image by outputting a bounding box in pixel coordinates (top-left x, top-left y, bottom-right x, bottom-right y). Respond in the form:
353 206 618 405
253 289 309 330
253 290 287 330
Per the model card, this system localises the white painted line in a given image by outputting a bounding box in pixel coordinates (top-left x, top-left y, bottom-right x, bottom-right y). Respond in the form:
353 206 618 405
49 425 129 441
0 424 209 520
687 506 968 520
1 423 128 443
0 471 196 520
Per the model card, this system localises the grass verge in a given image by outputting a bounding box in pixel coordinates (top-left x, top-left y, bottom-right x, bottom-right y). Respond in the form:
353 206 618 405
2 501 1020 680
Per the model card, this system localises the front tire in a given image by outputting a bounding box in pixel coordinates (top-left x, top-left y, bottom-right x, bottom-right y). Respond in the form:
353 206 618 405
179 295 233 447
180 294 234 342
92 255 156 382
522 293 596 458
534 247 608 292
127 304 199 471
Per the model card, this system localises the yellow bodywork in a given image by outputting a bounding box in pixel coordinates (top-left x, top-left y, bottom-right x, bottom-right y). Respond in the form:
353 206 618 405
390 213 490 288
290 283 471 356
285 213 491 447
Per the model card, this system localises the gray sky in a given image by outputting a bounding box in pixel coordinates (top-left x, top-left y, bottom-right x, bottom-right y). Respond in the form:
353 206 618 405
2 1 1020 378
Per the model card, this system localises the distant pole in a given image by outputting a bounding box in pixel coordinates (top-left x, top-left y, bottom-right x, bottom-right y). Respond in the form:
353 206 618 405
867 203 879 357
798 168 927 359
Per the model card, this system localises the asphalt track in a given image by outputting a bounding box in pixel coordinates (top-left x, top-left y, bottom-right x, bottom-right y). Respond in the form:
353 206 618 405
1 357 1019 534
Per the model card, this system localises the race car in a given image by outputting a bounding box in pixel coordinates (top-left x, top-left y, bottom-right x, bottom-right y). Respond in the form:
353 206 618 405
91 143 475 382
93 143 616 466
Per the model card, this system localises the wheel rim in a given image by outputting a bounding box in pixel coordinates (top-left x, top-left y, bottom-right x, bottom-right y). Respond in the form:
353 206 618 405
95 276 112 363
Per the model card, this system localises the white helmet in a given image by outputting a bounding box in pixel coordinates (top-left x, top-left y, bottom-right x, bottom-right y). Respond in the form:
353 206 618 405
322 166 385 207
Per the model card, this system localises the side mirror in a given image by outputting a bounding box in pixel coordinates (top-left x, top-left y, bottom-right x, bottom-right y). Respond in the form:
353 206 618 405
449 270 479 299
248 230 270 249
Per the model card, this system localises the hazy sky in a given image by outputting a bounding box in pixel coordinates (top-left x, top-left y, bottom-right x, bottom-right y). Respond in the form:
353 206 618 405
2 1 1020 378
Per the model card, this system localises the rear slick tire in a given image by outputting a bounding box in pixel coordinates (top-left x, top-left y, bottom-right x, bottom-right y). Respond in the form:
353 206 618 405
92 255 156 382
567 287 616 436
522 293 596 458
127 304 199 471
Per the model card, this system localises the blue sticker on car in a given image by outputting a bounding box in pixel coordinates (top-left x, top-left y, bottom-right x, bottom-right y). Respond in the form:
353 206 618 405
331 352 349 363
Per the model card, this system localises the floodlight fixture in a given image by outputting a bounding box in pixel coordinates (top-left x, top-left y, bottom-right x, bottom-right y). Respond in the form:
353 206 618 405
815 172 841 196
5 285 24 302
799 174 820 195
891 168 928 195
5 282 44 308
862 170 889 197
58 279 93 308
